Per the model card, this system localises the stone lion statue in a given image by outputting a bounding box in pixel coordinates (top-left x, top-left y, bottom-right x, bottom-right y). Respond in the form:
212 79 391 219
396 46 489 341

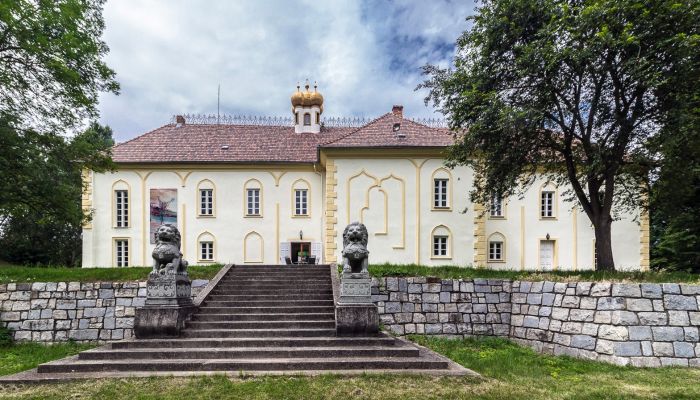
151 224 188 276
342 222 369 274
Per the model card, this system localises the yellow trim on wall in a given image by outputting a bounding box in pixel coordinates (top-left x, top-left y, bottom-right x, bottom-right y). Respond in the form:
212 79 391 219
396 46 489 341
181 204 186 260
346 169 379 223
379 174 406 249
487 232 507 263
196 179 216 218
640 205 650 271
520 205 525 270
275 203 280 263
291 178 312 218
572 208 578 271
409 159 430 264
430 225 453 260
112 237 132 268
137 171 153 266
111 179 132 229
174 171 193 187
196 231 217 263
268 171 287 187
360 186 388 234
430 167 453 211
243 178 264 218
243 231 264 263
324 160 338 263
81 169 94 229
537 237 559 271
473 203 487 266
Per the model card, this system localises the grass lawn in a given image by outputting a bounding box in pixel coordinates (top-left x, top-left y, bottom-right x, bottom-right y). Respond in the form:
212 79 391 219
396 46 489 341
1 337 698 399
0 264 224 284
369 263 700 283
0 342 95 377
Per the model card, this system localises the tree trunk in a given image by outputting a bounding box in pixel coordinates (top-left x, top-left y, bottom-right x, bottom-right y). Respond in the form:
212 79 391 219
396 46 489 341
593 215 615 271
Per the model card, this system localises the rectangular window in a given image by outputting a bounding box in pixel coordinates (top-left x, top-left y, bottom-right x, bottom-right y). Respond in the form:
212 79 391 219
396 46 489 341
433 235 448 257
490 194 503 217
295 189 308 215
247 188 260 215
200 241 214 261
199 189 213 215
115 240 129 267
489 241 503 261
434 179 448 208
541 191 555 218
115 190 129 227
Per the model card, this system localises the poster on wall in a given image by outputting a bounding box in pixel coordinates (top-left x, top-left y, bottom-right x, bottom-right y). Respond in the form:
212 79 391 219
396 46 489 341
150 188 177 244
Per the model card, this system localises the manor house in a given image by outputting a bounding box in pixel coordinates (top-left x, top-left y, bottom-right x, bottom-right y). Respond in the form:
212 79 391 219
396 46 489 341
81 83 649 270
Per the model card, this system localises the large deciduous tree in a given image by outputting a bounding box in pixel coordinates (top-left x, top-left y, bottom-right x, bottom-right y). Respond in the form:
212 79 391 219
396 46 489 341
420 0 699 270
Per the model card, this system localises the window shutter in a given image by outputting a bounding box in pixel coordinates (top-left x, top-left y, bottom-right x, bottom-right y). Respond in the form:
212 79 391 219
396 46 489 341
310 242 322 261
280 242 291 263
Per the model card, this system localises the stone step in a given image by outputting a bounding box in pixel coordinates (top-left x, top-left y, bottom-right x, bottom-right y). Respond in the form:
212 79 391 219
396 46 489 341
204 294 333 301
208 290 333 297
110 336 398 349
197 306 335 314
214 284 332 290
185 320 336 330
38 357 449 373
78 346 419 360
192 313 334 322
181 328 337 338
220 277 331 282
202 300 335 307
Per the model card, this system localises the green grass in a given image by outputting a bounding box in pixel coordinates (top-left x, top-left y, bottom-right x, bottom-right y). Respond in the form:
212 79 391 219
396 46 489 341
0 342 95 376
1 337 698 399
368 263 700 283
0 264 224 284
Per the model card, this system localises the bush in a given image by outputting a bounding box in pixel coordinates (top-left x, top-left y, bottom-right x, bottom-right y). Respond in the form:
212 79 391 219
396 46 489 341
0 325 13 346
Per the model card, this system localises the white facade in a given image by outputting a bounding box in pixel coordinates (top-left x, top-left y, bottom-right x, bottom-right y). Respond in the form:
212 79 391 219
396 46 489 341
82 155 648 270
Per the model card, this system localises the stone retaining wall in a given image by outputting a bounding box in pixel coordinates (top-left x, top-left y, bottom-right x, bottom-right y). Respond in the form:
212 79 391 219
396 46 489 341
373 277 700 367
0 280 207 342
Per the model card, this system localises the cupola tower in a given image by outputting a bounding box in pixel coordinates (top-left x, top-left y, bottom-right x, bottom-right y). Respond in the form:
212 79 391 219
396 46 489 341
291 80 323 133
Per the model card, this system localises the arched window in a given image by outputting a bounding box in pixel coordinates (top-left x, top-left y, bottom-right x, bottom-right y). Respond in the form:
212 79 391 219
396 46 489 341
430 225 452 259
197 179 215 217
291 179 311 217
303 113 311 126
431 168 452 210
488 232 506 262
244 179 263 217
197 232 216 262
112 180 131 228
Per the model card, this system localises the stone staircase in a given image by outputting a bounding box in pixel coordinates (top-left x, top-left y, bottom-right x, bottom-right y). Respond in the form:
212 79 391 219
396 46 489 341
17 265 468 379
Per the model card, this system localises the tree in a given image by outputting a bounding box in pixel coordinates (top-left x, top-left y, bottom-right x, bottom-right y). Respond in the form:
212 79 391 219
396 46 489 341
420 0 700 270
0 119 114 266
0 0 119 130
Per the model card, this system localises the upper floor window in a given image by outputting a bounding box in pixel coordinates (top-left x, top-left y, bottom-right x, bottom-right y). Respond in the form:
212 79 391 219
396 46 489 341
303 113 311 126
115 239 129 267
115 190 129 228
247 188 260 216
295 189 308 216
541 190 555 218
433 179 448 208
200 189 213 216
490 194 503 217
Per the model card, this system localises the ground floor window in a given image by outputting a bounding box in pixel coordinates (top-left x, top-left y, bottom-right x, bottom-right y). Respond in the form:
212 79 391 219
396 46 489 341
488 241 503 261
115 239 129 267
433 235 448 257
200 241 214 261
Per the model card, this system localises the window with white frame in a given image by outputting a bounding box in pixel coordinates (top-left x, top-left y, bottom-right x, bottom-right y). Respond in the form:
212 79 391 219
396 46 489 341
433 179 448 208
541 190 555 218
200 241 214 261
490 193 503 217
246 188 260 215
433 235 448 257
489 241 504 261
295 189 308 216
115 190 129 227
199 189 213 216
115 239 129 267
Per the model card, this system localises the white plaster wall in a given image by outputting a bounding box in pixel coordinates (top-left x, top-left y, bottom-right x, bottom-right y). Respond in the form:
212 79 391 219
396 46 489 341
82 168 323 267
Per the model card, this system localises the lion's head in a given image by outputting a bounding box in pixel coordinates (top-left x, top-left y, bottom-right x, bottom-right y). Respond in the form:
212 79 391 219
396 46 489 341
342 222 368 249
156 224 181 249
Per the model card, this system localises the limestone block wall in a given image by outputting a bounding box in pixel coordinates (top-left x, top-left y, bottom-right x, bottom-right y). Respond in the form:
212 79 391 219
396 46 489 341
0 280 208 342
373 277 700 367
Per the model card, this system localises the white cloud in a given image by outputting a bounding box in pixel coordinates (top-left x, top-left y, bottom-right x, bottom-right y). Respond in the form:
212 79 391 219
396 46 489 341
98 0 475 141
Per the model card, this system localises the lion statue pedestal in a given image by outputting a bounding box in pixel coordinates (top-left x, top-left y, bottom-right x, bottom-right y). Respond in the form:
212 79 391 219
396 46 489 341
336 222 379 336
134 224 196 338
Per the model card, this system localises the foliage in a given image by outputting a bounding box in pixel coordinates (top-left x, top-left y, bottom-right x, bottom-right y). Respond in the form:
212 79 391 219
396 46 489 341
0 120 115 266
367 263 700 283
0 264 224 284
0 342 94 376
0 325 13 346
0 0 119 130
420 0 700 270
1 338 699 398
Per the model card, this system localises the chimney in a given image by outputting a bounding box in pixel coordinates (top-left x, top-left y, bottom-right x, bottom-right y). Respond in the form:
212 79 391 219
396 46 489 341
392 105 403 119
175 115 186 126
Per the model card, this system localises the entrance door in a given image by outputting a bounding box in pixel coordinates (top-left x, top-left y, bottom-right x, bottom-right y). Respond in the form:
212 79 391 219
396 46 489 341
539 240 555 270
291 242 311 264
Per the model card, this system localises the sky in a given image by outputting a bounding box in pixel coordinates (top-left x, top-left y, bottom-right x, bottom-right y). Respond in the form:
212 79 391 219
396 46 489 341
98 0 476 142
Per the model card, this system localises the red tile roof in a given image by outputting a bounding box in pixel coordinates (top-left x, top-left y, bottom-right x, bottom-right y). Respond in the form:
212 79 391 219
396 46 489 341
112 113 454 164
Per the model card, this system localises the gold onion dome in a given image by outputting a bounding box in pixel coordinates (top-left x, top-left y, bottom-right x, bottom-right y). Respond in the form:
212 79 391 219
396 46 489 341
291 81 324 110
